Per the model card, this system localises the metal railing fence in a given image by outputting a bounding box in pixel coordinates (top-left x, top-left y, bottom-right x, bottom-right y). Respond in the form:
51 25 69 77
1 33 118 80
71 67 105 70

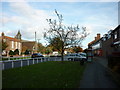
0 57 70 70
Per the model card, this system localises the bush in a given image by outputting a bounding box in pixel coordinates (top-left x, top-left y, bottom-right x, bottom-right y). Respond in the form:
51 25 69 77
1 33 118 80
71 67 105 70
24 50 30 55
14 49 19 55
9 50 14 56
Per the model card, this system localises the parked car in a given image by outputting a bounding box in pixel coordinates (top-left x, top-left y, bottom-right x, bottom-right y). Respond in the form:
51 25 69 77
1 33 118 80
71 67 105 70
65 53 87 61
78 53 87 61
31 53 44 58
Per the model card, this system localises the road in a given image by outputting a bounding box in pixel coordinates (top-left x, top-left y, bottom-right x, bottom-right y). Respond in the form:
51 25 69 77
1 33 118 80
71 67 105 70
79 57 119 88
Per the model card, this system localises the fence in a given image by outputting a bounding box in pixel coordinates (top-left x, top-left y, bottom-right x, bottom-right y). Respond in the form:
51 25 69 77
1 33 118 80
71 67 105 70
2 56 31 61
0 56 69 70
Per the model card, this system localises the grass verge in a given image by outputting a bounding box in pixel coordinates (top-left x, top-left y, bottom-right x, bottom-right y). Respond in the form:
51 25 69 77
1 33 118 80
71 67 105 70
2 61 86 88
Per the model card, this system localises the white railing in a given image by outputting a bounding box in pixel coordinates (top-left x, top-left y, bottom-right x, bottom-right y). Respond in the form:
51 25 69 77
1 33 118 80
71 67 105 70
0 57 70 70
2 56 31 61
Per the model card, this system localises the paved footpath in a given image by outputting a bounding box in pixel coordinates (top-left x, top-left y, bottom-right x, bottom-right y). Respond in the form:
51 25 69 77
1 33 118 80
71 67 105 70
79 57 119 88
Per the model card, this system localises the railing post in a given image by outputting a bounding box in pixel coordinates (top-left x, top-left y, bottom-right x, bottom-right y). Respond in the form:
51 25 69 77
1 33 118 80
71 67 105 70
43 57 46 62
9 57 10 61
41 58 42 62
37 58 38 63
21 60 23 67
33 58 34 64
28 59 29 66
12 61 14 68
3 62 4 70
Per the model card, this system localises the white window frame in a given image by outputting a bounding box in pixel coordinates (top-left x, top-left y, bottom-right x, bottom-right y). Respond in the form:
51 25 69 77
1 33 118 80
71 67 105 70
114 32 117 39
11 41 14 48
15 42 18 49
18 42 21 49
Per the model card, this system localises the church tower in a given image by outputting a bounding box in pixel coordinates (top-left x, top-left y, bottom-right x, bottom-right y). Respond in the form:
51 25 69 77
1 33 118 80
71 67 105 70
1 32 5 36
15 30 21 40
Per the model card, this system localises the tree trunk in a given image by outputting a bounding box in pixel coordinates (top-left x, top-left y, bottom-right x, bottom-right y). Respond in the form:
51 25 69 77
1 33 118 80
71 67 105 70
61 43 64 62
61 49 64 62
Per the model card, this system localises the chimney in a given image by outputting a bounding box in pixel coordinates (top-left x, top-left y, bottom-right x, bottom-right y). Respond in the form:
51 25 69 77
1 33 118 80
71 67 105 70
95 37 97 40
97 33 100 39
1 32 5 36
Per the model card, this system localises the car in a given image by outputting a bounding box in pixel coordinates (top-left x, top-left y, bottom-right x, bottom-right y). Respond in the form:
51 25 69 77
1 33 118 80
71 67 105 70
31 53 44 58
78 53 87 61
65 53 87 61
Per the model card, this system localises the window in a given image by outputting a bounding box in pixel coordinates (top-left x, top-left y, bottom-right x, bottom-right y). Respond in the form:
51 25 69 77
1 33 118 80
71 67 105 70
92 43 100 50
3 39 6 42
107 34 111 39
15 42 18 49
114 31 117 39
102 37 106 41
108 30 112 39
18 42 21 49
11 41 14 48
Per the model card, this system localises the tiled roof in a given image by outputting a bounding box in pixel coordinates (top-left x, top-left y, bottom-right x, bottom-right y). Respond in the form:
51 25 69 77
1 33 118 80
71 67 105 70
88 39 96 45
88 38 101 46
1 36 20 42
22 41 36 50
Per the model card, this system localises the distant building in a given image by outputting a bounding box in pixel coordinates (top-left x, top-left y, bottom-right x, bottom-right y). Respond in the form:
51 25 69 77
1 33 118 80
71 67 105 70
21 40 38 54
88 33 102 56
1 32 22 56
15 30 21 40
102 25 120 57
1 31 38 56
88 25 120 57
111 25 120 51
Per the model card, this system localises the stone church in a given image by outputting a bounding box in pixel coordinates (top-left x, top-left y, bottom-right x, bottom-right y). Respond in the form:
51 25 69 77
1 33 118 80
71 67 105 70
1 31 38 56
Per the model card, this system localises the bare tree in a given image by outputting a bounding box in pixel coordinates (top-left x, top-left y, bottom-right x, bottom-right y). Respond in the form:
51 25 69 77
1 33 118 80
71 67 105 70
44 10 89 61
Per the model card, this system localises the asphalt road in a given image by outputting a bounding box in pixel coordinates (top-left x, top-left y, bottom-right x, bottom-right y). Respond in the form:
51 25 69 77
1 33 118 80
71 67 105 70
79 58 119 88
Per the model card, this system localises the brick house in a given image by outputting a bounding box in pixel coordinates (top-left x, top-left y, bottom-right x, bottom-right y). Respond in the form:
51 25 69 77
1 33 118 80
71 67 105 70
88 25 120 57
21 40 38 54
1 32 22 56
1 31 38 56
88 33 102 56
111 25 120 51
102 25 120 57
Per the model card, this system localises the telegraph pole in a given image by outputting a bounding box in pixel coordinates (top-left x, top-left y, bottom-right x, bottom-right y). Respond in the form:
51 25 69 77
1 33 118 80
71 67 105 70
34 31 37 53
37 39 41 53
37 39 41 44
35 31 36 42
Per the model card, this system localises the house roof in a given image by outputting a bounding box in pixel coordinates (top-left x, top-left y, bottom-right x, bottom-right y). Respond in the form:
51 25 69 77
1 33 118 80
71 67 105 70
22 41 36 50
1 36 20 42
112 25 120 33
88 40 96 46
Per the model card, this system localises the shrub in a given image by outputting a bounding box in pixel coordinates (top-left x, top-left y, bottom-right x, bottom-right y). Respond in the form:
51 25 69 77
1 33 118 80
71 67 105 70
9 50 14 56
14 49 19 55
24 50 30 55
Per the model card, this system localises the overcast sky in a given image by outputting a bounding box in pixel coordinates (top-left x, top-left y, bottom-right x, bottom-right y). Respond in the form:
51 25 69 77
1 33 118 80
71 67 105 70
0 0 119 49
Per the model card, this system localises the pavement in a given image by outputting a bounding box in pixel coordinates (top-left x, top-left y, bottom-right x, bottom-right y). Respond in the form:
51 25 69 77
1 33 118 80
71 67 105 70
79 57 119 88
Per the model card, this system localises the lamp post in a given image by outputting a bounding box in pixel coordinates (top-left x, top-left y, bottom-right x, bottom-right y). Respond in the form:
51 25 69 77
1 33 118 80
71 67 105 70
37 39 41 53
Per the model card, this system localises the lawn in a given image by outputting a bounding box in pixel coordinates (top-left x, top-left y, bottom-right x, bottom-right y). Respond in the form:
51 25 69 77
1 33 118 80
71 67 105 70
2 61 86 88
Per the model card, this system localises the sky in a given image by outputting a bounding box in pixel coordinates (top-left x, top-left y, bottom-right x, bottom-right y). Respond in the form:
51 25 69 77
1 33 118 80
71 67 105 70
0 0 119 49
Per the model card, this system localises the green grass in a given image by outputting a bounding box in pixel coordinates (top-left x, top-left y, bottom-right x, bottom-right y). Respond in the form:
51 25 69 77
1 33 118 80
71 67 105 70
2 61 86 88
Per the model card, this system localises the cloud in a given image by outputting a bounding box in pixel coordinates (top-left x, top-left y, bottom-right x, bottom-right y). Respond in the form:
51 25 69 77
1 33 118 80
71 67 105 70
1 1 118 49
1 2 56 41
1 0 120 2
